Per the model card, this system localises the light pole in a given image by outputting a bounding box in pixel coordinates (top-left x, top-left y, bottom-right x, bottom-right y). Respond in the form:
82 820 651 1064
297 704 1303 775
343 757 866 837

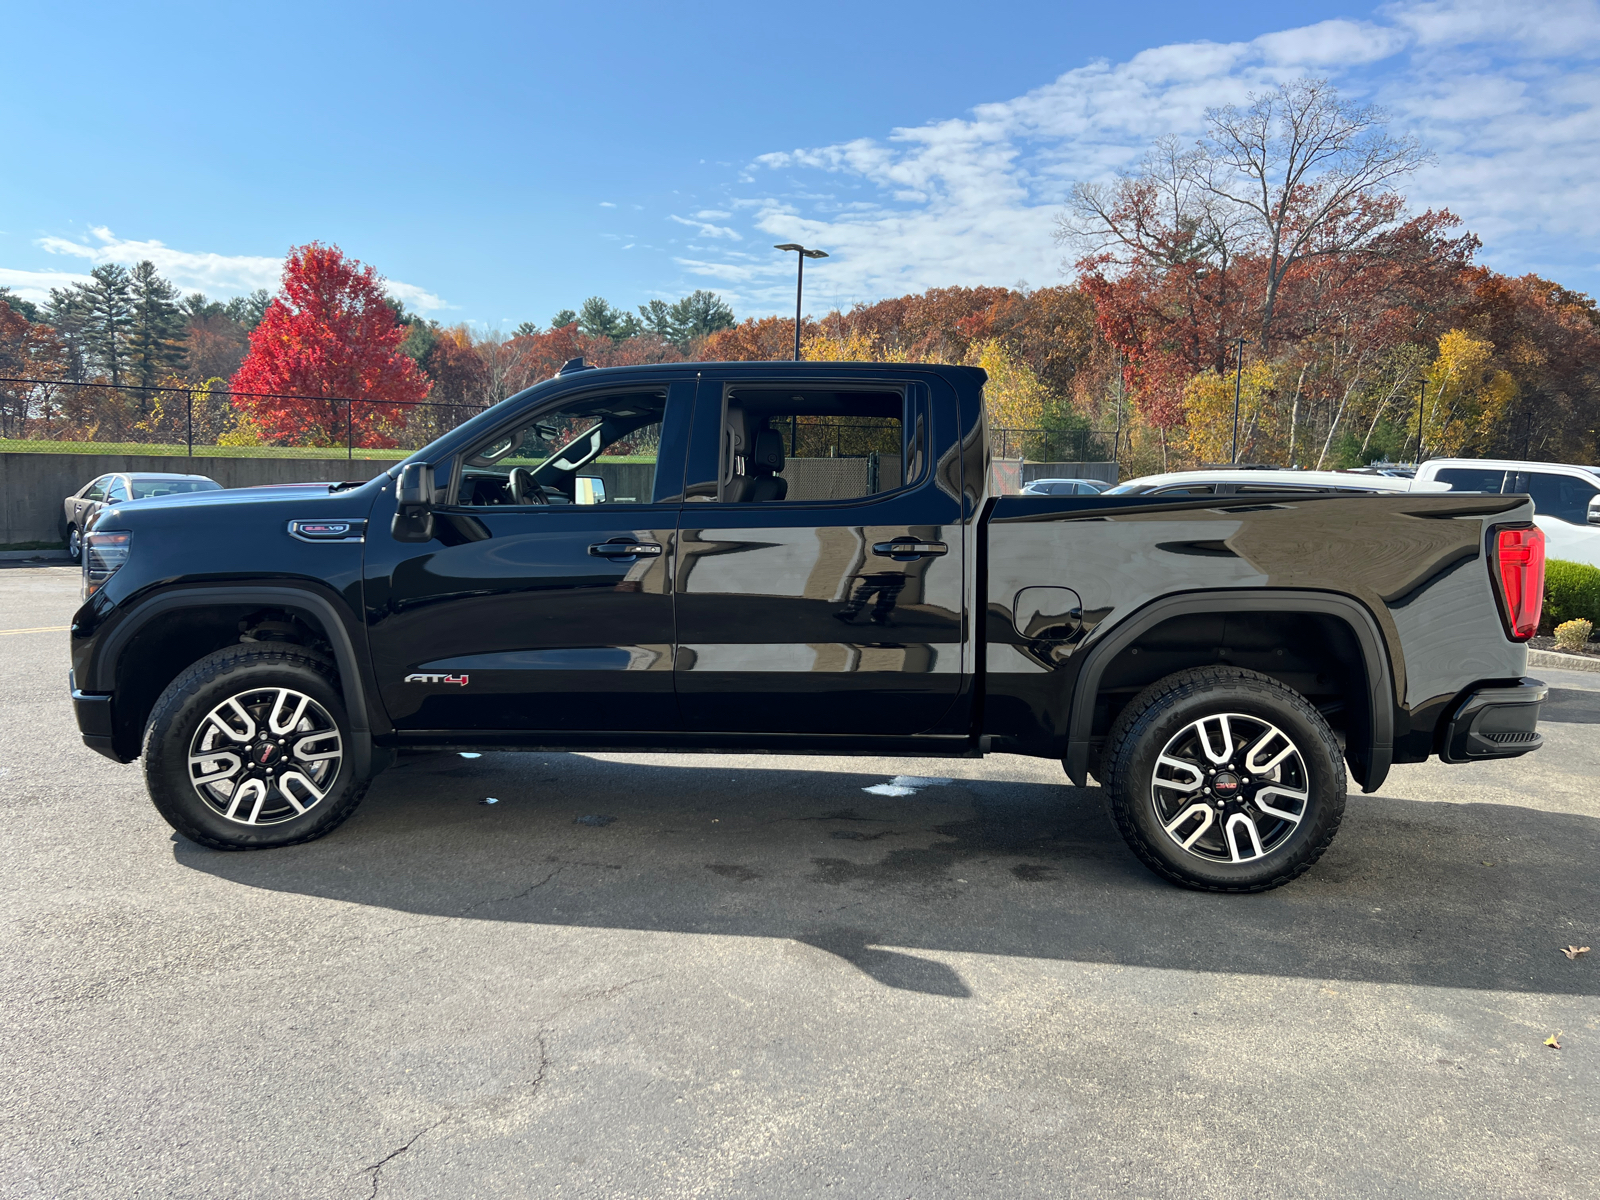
1230 337 1249 464
775 243 828 361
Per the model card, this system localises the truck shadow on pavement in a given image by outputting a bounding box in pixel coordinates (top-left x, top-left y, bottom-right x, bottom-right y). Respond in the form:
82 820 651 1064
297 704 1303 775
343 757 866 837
176 751 1600 1000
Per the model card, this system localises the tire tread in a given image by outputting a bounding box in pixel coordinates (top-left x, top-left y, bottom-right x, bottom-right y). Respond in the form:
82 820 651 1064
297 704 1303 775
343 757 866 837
142 645 368 851
1100 665 1345 893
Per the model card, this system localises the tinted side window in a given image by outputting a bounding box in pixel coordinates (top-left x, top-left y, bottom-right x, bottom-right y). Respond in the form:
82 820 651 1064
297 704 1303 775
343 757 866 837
1435 468 1507 493
455 389 668 507
707 385 915 504
1513 471 1600 524
83 476 110 502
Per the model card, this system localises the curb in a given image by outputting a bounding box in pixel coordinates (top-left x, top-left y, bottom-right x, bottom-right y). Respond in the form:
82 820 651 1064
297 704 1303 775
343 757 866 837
1529 648 1600 674
0 550 72 563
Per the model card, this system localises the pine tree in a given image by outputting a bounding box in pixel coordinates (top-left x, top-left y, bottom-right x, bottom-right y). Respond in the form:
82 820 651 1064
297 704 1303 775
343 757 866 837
0 287 42 323
64 265 135 385
222 290 272 331
639 290 736 349
577 296 641 341
127 260 187 388
46 286 95 382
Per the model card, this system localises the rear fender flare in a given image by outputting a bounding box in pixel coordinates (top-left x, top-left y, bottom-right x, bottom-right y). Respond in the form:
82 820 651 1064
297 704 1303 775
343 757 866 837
1063 589 1395 793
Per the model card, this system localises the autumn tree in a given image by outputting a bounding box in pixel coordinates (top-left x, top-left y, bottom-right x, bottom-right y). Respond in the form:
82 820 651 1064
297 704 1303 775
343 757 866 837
230 243 430 448
0 297 68 439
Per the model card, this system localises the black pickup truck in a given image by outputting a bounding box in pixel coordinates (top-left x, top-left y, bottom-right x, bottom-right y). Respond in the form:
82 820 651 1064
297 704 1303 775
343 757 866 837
69 360 1549 891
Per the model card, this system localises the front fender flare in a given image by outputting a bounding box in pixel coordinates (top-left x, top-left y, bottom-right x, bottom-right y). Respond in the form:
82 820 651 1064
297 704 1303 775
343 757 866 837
87 583 385 778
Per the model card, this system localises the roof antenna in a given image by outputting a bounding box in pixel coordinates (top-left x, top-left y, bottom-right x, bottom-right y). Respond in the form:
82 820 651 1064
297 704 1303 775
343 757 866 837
557 356 596 376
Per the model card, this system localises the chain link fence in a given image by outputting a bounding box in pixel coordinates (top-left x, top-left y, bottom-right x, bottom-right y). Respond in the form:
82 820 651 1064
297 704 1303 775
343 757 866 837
0 377 486 461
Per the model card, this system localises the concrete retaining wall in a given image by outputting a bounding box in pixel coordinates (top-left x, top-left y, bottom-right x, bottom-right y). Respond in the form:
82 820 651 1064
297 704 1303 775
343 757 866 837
1 453 390 545
1 453 663 544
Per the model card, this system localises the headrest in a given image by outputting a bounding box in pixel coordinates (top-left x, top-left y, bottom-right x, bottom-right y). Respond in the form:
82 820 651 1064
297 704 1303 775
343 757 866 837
725 405 747 453
751 429 785 473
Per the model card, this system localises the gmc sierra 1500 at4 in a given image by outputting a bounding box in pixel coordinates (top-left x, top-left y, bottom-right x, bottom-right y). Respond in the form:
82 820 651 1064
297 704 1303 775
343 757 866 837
68 360 1549 891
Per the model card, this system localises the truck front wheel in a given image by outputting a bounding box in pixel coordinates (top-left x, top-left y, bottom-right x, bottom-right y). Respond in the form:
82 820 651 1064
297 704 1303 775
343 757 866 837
142 646 369 850
1100 666 1345 892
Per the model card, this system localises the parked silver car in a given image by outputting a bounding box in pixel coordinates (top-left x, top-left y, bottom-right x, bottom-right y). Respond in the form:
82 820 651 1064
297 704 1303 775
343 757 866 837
1019 477 1109 496
60 472 222 562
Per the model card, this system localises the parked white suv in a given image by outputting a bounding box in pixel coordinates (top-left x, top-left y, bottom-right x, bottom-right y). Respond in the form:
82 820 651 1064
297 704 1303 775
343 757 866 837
1415 459 1600 568
1104 468 1449 498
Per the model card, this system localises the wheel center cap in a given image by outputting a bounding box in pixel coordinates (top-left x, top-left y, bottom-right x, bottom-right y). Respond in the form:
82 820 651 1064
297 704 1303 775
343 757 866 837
1213 771 1241 796
253 742 283 769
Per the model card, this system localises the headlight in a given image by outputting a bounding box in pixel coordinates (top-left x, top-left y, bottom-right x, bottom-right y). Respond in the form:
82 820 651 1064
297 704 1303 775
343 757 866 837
83 530 132 599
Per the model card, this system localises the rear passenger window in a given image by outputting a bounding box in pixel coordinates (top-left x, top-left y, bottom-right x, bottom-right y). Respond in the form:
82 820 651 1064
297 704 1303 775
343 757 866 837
706 386 923 503
1435 468 1507 493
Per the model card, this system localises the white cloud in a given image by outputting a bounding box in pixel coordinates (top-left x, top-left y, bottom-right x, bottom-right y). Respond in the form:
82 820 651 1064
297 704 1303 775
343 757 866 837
711 0 1600 313
0 266 92 303
668 214 743 240
599 201 617 208
383 280 450 312
39 227 283 294
27 227 449 312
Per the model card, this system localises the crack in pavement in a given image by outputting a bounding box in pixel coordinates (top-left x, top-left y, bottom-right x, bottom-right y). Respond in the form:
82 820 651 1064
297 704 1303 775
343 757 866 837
352 979 657 1196
458 867 562 916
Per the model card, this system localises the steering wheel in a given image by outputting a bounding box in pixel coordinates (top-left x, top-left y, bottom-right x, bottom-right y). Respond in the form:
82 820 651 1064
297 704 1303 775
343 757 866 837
508 467 549 506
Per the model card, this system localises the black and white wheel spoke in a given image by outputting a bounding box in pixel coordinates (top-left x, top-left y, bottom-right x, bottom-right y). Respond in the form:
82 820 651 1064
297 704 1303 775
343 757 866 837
187 686 341 826
1150 712 1309 864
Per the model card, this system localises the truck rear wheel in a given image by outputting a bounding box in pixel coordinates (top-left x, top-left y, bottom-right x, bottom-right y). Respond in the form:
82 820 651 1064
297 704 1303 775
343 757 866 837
142 646 369 850
1100 666 1345 892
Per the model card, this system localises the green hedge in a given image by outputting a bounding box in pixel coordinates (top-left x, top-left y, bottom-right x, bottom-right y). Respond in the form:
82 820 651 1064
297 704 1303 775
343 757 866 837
1544 559 1600 631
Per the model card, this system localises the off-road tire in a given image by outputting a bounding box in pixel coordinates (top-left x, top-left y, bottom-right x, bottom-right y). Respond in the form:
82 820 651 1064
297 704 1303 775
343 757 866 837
143 645 369 850
1101 666 1345 892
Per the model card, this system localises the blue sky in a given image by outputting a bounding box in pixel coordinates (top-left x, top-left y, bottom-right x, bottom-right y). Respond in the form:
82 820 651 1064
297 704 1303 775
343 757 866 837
2 0 1597 327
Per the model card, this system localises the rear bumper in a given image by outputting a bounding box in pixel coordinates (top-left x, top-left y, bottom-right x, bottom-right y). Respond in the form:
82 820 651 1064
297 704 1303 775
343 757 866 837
69 670 126 762
1439 677 1546 763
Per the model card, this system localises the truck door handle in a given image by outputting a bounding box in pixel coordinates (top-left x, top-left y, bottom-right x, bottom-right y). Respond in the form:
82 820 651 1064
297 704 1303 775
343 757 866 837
872 539 948 560
589 540 662 558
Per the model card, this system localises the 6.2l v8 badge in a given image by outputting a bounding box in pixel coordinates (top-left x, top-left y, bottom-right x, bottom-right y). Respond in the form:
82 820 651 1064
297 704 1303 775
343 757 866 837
405 673 470 686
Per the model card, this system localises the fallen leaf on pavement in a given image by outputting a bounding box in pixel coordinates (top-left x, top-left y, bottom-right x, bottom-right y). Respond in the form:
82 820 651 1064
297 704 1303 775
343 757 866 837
1544 1032 1562 1049
1561 945 1591 960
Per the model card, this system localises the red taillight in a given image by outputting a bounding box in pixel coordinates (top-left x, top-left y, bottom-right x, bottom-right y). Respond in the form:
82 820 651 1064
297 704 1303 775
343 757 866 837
1493 526 1545 641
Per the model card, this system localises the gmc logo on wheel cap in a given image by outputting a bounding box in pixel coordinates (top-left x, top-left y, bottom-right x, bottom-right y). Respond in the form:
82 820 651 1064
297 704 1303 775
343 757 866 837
405 673 470 686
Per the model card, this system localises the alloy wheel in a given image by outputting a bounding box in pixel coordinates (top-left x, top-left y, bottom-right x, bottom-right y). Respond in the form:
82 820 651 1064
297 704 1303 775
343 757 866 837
187 687 342 825
1150 712 1309 863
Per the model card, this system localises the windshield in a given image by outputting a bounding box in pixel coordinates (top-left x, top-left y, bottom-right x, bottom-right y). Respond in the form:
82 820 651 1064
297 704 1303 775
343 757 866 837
131 479 222 499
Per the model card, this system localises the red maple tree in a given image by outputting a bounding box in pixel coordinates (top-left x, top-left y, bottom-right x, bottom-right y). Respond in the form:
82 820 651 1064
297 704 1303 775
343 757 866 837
230 243 430 448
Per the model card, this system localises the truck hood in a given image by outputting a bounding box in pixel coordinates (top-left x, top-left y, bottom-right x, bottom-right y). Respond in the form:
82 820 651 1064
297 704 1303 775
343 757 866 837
104 478 381 518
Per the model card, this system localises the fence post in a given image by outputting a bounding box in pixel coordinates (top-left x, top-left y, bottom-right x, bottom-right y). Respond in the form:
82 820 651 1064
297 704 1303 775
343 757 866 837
347 400 353 462
186 389 193 457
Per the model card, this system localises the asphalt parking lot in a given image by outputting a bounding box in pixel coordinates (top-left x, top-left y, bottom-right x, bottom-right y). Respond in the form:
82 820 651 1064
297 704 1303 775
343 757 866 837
2 563 1597 1199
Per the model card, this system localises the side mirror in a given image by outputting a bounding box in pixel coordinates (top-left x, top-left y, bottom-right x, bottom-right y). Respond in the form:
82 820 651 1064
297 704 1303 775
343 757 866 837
391 461 435 542
1589 495 1600 526
573 475 607 505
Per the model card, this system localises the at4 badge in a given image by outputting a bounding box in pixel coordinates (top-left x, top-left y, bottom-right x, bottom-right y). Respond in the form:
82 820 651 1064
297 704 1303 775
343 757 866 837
404 673 470 686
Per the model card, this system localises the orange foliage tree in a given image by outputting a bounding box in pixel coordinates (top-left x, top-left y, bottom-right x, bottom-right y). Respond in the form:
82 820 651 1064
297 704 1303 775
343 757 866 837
230 243 430 447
